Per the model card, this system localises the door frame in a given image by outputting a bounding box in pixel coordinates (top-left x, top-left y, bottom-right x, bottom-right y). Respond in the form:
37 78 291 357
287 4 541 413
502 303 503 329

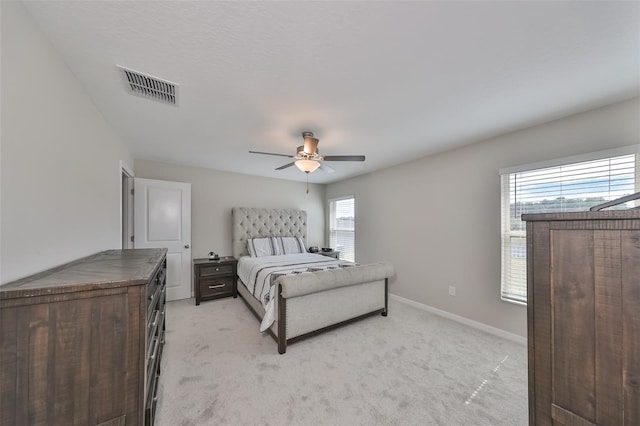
120 161 135 249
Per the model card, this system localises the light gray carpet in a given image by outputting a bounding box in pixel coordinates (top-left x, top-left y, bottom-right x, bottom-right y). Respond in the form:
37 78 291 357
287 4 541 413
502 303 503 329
155 297 527 426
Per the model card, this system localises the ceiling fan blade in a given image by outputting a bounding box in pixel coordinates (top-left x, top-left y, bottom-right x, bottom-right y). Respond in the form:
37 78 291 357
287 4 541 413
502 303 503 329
303 136 319 155
319 163 335 173
275 162 295 170
249 150 294 158
322 155 365 162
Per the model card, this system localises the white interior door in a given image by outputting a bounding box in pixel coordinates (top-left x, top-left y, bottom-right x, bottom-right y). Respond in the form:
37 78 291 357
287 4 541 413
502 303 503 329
134 178 191 301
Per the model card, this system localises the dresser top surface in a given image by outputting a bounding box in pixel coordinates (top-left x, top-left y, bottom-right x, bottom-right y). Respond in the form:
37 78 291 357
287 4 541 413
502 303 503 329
0 248 167 299
522 208 640 222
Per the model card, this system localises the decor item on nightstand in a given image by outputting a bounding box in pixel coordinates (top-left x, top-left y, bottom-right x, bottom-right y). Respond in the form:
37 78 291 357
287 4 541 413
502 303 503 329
319 248 340 259
194 256 238 305
208 251 220 261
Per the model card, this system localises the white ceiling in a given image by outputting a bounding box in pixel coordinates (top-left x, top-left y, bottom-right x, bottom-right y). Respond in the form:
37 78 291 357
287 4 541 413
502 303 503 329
22 1 640 184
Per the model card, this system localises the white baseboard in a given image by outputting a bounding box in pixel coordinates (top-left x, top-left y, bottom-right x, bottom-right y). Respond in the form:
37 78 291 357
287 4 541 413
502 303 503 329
390 294 527 345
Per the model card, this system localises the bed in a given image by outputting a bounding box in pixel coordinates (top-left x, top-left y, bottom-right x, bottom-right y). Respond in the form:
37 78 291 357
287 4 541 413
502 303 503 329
232 207 395 354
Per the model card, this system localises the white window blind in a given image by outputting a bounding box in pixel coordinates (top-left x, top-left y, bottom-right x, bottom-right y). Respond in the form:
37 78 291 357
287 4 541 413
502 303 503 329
500 150 639 304
329 197 355 262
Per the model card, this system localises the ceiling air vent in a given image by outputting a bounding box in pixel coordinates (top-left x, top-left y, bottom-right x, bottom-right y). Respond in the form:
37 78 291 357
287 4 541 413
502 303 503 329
117 65 178 106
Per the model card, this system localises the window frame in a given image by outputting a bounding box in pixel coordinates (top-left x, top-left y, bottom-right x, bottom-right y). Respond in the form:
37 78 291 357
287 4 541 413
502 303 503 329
499 145 640 306
328 195 356 262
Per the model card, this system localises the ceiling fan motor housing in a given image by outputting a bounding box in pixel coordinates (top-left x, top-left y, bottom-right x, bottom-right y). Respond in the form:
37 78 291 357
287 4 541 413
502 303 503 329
302 133 319 156
297 145 321 160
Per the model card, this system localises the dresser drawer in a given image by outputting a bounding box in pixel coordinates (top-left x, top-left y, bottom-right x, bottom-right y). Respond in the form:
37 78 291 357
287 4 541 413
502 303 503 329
147 288 165 350
199 276 234 297
146 264 166 312
199 263 234 277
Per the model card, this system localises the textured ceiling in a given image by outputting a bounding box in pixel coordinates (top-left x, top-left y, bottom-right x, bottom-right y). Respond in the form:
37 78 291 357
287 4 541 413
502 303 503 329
21 1 640 184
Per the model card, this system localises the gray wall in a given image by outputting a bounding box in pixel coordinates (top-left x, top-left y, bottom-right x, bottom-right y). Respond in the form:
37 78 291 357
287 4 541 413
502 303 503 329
134 160 326 260
326 97 640 337
1 2 133 284
3 0 638 339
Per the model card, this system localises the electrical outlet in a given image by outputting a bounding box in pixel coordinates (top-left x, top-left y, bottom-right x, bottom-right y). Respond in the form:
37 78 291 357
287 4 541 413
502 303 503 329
449 286 456 296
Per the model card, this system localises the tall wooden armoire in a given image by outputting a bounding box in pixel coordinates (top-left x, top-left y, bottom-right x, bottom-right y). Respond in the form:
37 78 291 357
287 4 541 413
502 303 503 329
523 207 640 426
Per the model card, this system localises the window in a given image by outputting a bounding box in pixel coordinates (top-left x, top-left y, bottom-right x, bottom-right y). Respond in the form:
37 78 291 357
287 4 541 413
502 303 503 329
500 147 639 305
329 196 355 262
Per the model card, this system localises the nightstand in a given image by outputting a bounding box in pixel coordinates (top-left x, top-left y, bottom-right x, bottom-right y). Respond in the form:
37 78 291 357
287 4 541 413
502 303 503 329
193 256 237 305
319 250 340 259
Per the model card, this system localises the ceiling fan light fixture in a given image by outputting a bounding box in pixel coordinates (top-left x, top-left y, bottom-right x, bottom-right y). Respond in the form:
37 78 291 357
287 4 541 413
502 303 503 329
295 159 321 173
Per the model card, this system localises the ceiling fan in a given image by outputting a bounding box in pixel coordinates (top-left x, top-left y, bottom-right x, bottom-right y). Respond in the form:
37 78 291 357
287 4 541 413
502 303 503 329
249 132 365 174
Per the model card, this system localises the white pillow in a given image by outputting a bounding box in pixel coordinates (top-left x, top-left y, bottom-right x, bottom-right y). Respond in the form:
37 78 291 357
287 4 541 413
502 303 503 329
280 236 306 254
247 237 283 257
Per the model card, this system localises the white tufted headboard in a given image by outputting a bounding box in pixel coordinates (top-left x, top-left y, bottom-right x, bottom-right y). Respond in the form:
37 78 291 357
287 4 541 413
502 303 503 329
232 207 307 258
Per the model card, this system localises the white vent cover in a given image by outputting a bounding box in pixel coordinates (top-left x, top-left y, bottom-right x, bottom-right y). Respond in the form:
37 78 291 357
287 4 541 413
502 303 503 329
117 65 178 106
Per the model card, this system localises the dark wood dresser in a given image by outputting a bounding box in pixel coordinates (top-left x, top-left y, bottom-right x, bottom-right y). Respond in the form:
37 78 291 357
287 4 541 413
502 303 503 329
523 209 640 426
0 248 167 426
193 256 237 305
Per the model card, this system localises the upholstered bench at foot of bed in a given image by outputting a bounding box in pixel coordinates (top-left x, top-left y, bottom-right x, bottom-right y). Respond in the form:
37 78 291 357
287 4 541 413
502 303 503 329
275 262 394 354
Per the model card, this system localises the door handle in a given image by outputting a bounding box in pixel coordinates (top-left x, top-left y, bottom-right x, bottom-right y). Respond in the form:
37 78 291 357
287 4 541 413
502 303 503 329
184 244 190 249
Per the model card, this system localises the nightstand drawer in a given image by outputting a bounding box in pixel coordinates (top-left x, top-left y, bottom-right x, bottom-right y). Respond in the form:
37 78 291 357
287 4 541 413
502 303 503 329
199 263 234 277
199 276 234 297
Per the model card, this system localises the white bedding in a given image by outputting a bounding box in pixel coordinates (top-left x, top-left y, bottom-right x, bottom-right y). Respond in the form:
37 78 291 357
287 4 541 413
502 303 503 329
237 253 355 331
